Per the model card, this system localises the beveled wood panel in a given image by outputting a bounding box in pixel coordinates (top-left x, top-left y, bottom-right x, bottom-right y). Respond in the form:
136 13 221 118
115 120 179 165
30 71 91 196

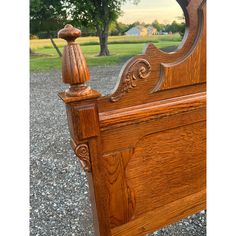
101 107 206 154
111 189 206 236
102 149 136 228
126 121 206 217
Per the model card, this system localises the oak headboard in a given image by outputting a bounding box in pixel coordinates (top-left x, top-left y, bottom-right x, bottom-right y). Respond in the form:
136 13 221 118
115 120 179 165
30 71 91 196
58 0 206 235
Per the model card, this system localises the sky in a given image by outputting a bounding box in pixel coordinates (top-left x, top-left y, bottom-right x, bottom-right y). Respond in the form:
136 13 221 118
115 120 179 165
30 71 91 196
118 0 184 24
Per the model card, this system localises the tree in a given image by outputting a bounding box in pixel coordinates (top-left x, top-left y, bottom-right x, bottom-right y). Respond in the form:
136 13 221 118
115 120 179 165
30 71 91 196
176 14 186 37
152 20 166 32
109 21 119 36
128 21 141 28
68 0 139 56
170 20 179 33
30 0 69 57
115 22 130 35
177 22 185 37
152 20 160 31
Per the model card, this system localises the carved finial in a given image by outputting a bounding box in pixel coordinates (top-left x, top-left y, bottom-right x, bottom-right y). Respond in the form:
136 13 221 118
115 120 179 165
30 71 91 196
58 25 91 97
58 24 81 43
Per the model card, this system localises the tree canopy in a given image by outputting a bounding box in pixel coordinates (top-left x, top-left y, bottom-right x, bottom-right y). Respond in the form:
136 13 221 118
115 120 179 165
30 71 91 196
67 0 139 55
30 0 69 56
30 0 68 34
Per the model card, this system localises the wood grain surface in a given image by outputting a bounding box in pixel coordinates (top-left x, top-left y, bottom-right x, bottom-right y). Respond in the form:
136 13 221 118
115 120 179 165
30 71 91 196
111 189 206 236
126 121 206 217
57 0 207 235
102 149 136 228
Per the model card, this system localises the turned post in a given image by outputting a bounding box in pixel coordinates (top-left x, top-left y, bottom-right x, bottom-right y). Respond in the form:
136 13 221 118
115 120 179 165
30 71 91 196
57 24 103 235
58 24 92 97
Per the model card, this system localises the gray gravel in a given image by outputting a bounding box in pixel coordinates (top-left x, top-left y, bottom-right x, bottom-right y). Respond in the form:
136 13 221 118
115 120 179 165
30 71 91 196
30 66 206 236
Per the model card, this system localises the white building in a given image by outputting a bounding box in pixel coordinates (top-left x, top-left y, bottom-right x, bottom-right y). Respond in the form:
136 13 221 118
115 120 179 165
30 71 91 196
125 26 148 36
147 26 158 36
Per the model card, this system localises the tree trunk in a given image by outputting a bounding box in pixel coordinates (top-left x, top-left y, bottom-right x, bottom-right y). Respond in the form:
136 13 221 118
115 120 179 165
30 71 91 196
30 48 34 55
48 31 62 58
98 30 110 56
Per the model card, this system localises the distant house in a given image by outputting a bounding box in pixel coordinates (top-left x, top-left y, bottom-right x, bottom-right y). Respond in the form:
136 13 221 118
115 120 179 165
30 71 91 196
159 31 168 35
147 26 158 36
125 26 148 36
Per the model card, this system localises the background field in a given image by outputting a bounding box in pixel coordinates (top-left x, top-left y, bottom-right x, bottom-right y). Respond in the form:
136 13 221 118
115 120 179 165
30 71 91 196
30 34 182 71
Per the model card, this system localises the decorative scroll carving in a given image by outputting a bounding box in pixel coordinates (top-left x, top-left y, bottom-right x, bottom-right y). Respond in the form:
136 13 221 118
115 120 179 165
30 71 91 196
75 143 91 172
110 59 151 102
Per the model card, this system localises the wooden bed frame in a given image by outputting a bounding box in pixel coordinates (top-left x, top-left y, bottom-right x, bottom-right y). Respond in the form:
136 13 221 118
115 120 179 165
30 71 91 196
57 0 206 235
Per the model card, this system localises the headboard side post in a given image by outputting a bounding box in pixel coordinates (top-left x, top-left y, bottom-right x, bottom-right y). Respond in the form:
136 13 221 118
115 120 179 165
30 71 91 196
57 25 112 235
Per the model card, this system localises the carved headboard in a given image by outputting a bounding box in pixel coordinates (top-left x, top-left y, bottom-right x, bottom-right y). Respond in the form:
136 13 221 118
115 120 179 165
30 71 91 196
58 0 206 235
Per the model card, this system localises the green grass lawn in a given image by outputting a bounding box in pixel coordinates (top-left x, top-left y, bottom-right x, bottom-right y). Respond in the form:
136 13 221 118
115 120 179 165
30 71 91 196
30 35 182 71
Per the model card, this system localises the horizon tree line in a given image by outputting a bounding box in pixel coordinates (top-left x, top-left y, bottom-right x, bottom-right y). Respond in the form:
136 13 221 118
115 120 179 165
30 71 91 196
30 0 185 57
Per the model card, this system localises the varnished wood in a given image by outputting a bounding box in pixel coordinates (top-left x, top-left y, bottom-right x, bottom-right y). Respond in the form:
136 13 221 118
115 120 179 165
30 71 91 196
100 92 206 129
111 189 206 236
125 121 206 217
98 0 206 112
101 108 206 154
58 24 94 97
58 90 101 104
102 149 136 228
57 0 207 235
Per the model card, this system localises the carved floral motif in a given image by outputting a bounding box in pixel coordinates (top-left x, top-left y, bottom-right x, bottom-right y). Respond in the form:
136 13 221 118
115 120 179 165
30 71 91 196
75 143 91 172
111 59 151 102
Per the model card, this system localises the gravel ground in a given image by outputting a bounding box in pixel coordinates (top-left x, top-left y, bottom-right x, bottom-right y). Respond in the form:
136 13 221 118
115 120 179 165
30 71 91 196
30 66 206 236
